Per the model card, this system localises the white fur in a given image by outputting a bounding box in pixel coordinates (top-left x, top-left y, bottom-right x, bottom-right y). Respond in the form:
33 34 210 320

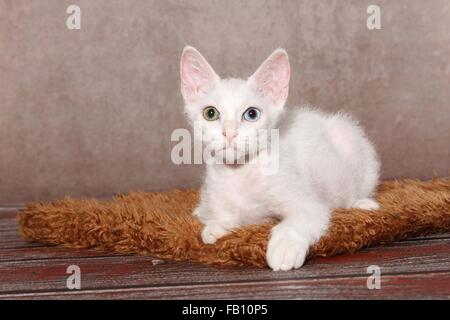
180 46 380 271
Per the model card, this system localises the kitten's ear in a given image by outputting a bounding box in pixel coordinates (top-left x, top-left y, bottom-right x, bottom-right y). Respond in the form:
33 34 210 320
180 46 219 105
249 49 290 107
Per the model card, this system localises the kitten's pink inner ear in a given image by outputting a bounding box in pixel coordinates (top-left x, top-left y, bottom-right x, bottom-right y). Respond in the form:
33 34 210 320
250 49 290 106
180 47 219 104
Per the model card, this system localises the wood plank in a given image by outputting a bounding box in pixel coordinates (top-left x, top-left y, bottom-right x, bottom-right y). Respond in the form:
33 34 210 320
0 241 45 249
1 231 449 262
0 207 23 212
0 238 449 293
403 233 450 241
0 246 130 262
0 210 30 248
1 271 449 299
0 210 19 218
0 210 19 230
0 230 46 249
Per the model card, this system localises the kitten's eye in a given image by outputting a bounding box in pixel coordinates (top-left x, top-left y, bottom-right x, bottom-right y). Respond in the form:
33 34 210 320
243 107 261 122
203 106 220 121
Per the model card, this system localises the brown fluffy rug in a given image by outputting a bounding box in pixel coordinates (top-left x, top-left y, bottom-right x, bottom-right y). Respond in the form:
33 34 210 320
18 179 450 268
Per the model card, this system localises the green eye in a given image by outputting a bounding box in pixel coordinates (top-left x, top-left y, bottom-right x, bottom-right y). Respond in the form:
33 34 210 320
203 106 220 121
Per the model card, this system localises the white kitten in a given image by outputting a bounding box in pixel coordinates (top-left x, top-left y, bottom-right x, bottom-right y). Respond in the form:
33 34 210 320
180 46 380 271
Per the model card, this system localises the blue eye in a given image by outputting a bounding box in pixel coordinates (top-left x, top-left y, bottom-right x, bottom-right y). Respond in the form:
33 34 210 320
243 107 261 122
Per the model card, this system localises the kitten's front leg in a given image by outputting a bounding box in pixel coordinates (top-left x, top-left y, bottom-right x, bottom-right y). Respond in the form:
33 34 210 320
267 201 330 271
193 204 239 244
201 222 229 244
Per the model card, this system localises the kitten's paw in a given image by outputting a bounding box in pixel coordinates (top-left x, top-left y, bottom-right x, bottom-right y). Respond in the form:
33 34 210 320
201 223 228 244
353 198 379 210
193 207 202 218
266 225 309 271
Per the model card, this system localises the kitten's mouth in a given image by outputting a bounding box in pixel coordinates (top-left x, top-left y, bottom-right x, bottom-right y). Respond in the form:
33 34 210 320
222 145 238 150
218 145 246 159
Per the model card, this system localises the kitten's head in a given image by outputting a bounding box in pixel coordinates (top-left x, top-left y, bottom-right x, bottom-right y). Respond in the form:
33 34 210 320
180 46 290 163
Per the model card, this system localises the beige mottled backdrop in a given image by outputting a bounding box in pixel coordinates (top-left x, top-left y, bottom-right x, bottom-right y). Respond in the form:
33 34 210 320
0 0 449 204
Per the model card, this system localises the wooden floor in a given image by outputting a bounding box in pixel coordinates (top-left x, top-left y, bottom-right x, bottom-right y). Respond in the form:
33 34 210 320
0 207 449 299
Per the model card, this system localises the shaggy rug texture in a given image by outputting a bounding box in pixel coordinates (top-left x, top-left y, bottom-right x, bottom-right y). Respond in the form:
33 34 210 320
19 179 450 268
